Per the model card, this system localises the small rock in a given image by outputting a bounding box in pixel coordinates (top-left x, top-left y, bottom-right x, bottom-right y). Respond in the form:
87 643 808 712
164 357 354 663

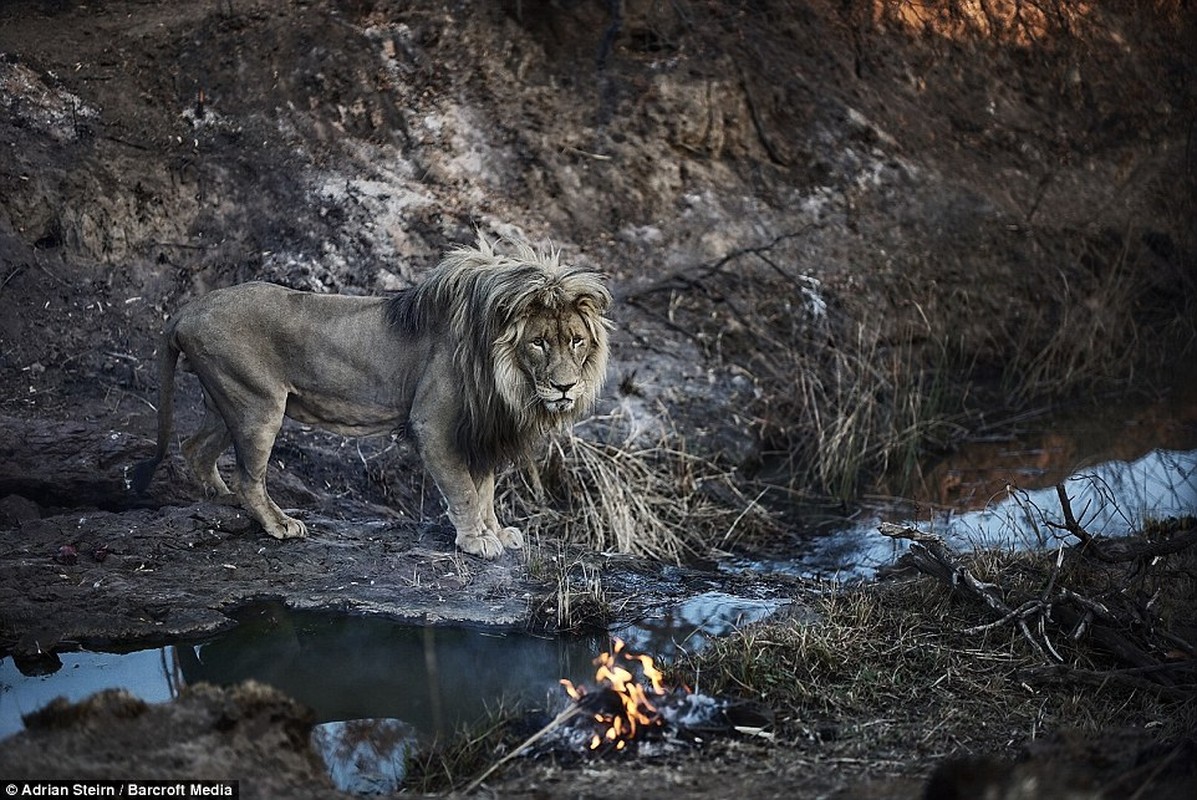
0 494 42 528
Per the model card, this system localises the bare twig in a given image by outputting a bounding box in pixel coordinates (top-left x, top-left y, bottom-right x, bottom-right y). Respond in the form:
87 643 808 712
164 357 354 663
462 704 583 794
1052 483 1096 546
1045 485 1197 564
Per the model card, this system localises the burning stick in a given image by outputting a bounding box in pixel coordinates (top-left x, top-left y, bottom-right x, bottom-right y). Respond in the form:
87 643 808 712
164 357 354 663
466 638 670 792
462 703 585 795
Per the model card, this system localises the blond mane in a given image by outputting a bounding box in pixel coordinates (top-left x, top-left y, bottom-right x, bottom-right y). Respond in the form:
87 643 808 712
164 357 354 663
387 235 612 472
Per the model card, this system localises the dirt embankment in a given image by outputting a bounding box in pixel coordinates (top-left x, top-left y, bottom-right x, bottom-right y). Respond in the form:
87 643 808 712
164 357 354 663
1 0 1195 796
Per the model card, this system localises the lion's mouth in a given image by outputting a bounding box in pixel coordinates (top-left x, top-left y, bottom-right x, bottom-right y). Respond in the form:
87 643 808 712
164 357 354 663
543 396 576 413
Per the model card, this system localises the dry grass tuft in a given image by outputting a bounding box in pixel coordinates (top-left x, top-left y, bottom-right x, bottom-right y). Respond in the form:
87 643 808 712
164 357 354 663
783 322 964 498
1007 235 1150 401
630 249 967 499
403 702 522 795
501 410 777 563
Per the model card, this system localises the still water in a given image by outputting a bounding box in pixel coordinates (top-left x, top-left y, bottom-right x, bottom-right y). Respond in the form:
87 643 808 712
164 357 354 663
0 597 785 792
0 612 608 793
747 384 1197 579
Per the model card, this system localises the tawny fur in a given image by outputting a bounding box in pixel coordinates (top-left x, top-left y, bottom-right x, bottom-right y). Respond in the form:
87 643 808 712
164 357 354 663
131 235 612 559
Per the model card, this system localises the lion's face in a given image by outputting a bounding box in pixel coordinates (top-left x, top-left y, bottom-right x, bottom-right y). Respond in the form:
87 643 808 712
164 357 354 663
517 308 598 414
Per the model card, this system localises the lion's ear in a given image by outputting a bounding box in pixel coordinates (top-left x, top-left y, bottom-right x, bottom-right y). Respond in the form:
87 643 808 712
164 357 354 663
573 290 611 318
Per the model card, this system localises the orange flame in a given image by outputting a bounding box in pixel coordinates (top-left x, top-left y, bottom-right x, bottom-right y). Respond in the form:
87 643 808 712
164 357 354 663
560 637 672 751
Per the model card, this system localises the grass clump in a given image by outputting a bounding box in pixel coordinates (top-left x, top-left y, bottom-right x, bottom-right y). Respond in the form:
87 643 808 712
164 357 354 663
629 247 968 501
675 546 1197 760
501 410 777 563
1002 233 1194 402
403 705 523 795
783 323 964 499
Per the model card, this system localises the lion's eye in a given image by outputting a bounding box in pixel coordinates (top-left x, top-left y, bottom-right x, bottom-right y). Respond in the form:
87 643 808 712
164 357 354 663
530 337 548 350
571 336 586 349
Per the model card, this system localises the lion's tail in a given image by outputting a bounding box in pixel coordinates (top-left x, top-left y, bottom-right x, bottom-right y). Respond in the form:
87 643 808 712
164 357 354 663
130 323 181 495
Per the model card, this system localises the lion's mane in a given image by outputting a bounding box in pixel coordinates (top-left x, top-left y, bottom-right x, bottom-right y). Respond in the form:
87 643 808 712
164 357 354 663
386 237 612 473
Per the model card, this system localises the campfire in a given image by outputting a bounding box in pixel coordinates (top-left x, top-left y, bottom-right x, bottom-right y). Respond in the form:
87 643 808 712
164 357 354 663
546 637 772 757
559 637 672 752
465 637 774 792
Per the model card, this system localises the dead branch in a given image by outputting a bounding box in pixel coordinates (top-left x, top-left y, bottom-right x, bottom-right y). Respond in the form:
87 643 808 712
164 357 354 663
1095 528 1197 562
1021 664 1194 701
1048 484 1197 563
629 226 818 298
879 521 1197 693
1054 483 1095 544
879 523 1051 659
1046 482 1121 562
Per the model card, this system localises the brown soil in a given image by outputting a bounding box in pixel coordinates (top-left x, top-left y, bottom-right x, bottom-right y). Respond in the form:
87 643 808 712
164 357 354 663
1 0 1195 797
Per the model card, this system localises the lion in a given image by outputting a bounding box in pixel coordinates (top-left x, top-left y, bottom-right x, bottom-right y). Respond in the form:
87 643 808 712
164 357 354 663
130 235 612 559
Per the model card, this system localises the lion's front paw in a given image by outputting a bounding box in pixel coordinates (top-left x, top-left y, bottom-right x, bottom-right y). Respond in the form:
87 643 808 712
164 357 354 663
456 529 504 559
497 526 524 549
266 515 308 540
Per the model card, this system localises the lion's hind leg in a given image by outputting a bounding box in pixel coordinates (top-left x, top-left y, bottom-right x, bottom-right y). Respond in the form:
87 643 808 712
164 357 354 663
228 404 307 540
181 395 234 499
197 375 306 541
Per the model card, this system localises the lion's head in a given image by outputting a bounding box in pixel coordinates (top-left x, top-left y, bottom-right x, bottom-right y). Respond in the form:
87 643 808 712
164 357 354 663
388 235 612 471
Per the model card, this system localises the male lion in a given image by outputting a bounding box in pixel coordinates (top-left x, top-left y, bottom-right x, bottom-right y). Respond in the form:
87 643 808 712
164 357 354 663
131 236 612 559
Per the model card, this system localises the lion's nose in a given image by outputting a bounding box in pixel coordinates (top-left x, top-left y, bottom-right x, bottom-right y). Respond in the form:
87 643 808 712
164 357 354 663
550 380 576 394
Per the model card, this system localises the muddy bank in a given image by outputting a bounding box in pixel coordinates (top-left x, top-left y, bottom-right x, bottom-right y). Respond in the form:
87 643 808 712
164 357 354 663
0 412 537 653
0 682 343 800
0 408 807 661
0 498 535 652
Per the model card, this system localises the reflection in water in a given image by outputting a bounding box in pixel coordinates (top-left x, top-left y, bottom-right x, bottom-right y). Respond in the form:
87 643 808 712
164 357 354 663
912 385 1197 512
172 608 611 792
821 449 1197 578
750 448 1197 581
615 592 783 658
739 384 1197 580
176 604 604 738
2 599 786 792
0 648 181 739
311 718 414 794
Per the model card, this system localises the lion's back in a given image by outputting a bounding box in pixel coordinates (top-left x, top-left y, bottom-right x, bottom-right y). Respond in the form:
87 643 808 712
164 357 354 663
170 282 393 372
171 282 293 334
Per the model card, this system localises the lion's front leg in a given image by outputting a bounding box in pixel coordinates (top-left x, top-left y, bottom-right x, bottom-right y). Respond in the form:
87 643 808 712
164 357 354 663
413 429 503 559
441 469 503 559
476 472 523 550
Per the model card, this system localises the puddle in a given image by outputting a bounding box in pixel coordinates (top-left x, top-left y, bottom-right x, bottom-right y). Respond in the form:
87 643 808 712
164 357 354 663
0 594 785 793
0 647 182 738
777 447 1197 579
613 591 784 657
743 383 1197 580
